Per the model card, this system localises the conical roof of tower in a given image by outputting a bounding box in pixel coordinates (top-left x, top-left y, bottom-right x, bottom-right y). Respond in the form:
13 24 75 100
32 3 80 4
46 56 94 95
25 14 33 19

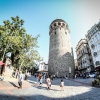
50 19 67 25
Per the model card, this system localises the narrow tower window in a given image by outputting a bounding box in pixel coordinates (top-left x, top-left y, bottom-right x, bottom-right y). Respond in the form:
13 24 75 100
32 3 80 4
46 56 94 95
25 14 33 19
65 32 67 34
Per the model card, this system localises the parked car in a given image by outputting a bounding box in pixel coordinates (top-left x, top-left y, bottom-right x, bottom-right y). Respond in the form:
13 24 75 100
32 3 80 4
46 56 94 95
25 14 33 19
89 73 96 78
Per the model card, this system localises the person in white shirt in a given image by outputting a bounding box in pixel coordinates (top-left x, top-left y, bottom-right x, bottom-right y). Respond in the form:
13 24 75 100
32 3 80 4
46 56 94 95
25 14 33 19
46 76 51 90
60 79 64 91
39 76 43 85
0 72 4 81
18 71 23 89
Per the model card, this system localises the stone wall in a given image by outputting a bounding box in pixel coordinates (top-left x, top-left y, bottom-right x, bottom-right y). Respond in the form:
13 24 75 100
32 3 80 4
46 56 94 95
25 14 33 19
4 58 14 77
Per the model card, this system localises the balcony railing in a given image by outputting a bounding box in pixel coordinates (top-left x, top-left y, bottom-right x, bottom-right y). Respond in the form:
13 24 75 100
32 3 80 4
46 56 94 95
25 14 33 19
93 52 97 56
91 44 95 48
95 61 100 66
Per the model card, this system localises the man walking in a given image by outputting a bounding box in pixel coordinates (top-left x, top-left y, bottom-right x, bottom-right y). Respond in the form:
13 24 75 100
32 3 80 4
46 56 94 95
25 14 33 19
18 71 23 89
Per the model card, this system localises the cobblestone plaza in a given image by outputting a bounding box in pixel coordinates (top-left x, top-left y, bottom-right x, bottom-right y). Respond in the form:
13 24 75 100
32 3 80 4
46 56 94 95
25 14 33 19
0 76 100 100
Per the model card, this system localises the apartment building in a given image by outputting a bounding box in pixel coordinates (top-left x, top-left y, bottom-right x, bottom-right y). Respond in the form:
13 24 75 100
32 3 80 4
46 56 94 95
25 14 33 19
76 39 94 74
86 21 100 71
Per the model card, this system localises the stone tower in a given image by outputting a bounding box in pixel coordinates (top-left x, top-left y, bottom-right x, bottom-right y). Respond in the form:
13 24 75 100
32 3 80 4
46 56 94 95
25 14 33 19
48 19 75 77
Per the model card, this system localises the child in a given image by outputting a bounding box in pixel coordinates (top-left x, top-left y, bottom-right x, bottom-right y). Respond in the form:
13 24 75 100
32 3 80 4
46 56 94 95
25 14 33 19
60 79 64 91
39 77 43 85
46 76 51 90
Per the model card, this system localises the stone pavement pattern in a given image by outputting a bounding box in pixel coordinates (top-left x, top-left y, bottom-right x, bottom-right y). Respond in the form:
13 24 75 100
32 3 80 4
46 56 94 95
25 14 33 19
0 76 100 100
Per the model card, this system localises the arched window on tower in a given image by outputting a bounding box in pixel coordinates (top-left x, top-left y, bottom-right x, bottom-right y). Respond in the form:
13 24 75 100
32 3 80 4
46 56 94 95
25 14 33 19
58 22 61 25
54 23 56 26
63 23 65 26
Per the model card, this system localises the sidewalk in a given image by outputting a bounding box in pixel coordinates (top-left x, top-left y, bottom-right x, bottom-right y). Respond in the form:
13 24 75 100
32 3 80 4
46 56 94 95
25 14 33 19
4 76 17 82
0 76 34 91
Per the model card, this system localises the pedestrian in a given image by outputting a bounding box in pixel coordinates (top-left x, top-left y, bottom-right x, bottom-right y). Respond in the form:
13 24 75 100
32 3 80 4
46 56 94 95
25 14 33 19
60 79 64 91
46 75 51 90
18 71 23 89
75 74 77 78
0 71 4 81
53 75 55 79
15 69 18 79
39 76 43 85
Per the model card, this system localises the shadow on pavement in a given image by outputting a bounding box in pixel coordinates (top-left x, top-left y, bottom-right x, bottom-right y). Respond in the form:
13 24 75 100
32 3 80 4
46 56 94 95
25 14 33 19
33 85 59 91
8 81 19 88
28 81 36 84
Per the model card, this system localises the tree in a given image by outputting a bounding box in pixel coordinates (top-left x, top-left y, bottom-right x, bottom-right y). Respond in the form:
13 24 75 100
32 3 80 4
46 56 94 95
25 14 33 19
0 16 43 69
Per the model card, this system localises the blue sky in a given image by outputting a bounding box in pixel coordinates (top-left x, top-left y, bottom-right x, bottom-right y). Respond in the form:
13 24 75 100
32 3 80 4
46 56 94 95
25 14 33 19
0 0 100 63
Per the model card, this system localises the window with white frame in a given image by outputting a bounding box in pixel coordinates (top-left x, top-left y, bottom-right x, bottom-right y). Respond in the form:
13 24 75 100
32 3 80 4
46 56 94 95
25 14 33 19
94 45 97 52
97 45 99 51
98 43 100 50
95 35 98 41
98 33 100 40
94 36 97 42
95 45 98 52
90 41 93 45
92 38 94 43
94 29 96 33
96 55 99 61
96 27 98 31
98 33 100 37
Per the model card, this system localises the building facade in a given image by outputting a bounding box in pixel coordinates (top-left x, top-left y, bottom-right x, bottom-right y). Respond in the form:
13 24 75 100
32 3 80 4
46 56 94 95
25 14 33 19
38 62 48 74
86 21 100 71
74 59 78 71
48 19 75 77
76 39 94 74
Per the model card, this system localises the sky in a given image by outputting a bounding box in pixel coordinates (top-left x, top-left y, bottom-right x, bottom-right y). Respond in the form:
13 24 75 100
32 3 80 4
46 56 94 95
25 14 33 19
0 0 100 63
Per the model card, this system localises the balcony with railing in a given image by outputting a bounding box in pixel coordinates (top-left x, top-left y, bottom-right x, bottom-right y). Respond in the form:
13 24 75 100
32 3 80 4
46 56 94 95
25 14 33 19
95 61 100 66
93 52 97 56
91 44 95 49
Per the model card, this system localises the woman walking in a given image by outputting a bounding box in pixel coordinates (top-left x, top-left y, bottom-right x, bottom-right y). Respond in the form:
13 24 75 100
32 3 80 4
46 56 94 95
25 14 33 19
46 75 51 90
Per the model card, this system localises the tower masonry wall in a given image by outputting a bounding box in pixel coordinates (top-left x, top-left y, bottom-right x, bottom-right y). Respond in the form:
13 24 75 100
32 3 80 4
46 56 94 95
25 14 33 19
48 19 75 77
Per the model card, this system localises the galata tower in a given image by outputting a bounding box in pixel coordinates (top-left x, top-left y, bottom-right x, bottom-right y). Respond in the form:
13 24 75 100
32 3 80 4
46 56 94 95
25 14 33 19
48 19 75 77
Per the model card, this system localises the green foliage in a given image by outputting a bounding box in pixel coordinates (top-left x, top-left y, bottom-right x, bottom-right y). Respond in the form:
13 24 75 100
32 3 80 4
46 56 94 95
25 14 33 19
0 16 43 69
